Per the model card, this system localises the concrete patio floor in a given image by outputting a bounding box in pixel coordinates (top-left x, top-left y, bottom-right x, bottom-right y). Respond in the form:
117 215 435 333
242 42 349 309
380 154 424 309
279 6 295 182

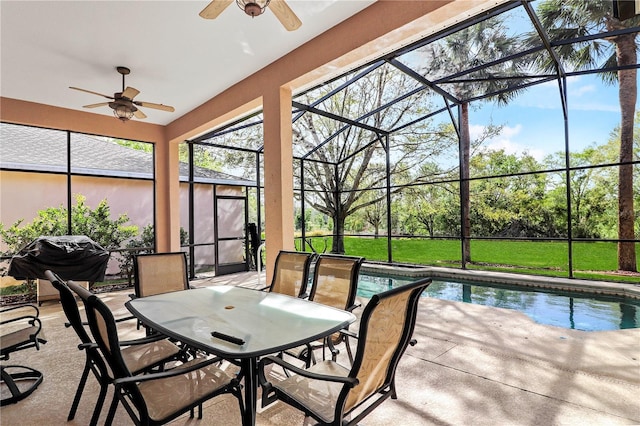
1 271 639 425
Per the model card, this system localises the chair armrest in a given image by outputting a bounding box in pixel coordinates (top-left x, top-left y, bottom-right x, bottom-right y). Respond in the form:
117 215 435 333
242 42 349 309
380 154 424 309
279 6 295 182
78 342 97 351
113 356 223 385
339 328 358 339
119 333 172 346
114 315 137 323
0 304 40 318
1 314 40 327
258 355 358 387
346 302 361 312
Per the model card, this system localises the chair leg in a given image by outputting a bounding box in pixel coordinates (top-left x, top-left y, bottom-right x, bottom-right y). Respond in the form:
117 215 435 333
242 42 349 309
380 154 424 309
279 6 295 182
68 360 91 420
90 382 109 426
105 391 119 426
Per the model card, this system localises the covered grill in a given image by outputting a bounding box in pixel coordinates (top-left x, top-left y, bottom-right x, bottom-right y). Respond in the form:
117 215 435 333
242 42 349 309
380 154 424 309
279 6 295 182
8 236 110 304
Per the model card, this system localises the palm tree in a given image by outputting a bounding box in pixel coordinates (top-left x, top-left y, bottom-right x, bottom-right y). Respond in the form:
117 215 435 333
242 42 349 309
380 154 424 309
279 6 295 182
417 16 531 264
535 0 639 272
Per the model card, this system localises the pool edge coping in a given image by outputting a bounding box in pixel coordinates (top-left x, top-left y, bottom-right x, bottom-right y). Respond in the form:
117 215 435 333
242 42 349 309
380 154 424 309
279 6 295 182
360 263 640 300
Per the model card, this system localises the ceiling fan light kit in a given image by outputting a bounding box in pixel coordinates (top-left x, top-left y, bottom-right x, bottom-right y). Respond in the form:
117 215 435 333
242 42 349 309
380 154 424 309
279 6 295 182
69 66 174 123
111 100 136 122
237 0 269 17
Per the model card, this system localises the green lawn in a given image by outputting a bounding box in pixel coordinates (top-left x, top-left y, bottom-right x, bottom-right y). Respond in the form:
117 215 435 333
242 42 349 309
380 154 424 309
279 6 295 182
300 236 640 283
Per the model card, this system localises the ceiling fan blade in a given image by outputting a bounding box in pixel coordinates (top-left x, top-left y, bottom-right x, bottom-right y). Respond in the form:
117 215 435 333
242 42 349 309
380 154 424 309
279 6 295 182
134 101 175 112
83 102 110 109
134 109 147 119
268 0 302 31
199 0 234 19
70 86 114 99
122 86 140 100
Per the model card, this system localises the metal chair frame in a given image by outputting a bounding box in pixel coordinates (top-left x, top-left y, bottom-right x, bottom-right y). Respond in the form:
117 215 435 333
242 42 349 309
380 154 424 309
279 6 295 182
259 277 432 426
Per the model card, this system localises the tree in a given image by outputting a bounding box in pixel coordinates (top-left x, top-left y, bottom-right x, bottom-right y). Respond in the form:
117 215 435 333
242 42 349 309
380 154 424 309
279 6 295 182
404 162 459 237
545 145 615 239
0 195 137 256
416 16 532 263
293 65 455 253
0 195 139 287
362 194 386 238
470 149 558 238
534 0 638 271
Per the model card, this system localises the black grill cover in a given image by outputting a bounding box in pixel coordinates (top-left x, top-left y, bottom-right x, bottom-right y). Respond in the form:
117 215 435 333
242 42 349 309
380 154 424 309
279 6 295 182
8 235 110 282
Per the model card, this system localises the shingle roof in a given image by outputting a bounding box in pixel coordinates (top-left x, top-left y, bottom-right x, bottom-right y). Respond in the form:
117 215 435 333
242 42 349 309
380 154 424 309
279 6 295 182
0 123 253 186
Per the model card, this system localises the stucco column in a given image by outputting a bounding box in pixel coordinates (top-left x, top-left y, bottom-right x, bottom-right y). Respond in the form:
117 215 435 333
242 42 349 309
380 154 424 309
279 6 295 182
155 137 181 252
263 86 295 282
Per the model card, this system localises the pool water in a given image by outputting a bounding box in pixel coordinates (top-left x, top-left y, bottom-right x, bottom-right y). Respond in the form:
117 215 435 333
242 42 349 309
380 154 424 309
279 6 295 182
357 274 640 332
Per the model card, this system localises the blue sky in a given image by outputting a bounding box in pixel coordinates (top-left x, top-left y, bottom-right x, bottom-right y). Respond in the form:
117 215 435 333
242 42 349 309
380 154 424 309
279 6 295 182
471 73 627 161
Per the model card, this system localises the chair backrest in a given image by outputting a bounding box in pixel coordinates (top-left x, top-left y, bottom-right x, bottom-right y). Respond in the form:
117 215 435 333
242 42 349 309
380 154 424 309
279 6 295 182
269 250 315 298
44 270 93 346
134 252 189 298
342 277 431 415
67 279 132 381
308 254 364 311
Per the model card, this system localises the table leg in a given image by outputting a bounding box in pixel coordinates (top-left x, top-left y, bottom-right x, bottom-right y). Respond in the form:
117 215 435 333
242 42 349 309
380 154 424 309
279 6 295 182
241 358 257 426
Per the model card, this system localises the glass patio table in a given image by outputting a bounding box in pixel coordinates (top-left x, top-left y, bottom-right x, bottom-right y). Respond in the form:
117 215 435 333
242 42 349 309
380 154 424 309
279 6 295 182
125 285 356 426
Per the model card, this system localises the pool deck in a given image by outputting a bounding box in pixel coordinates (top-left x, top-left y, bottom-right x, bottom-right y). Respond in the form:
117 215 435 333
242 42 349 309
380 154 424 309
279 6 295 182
2 270 639 425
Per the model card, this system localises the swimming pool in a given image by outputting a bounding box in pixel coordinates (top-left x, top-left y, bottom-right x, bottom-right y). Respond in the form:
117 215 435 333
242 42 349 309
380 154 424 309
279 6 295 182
357 273 640 332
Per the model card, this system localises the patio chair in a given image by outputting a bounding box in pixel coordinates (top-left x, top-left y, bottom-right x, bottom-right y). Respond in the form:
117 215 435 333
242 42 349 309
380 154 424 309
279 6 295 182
258 277 431 426
289 254 364 366
71 278 244 425
133 252 190 298
264 250 315 298
44 271 183 425
0 304 47 406
132 252 192 334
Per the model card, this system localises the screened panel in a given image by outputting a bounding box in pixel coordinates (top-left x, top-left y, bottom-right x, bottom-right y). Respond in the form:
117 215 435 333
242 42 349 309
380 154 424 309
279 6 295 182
70 134 153 177
573 241 640 279
469 172 563 239
468 239 570 276
198 114 264 151
567 75 629 167
193 244 215 274
569 165 618 240
217 198 245 239
0 123 67 171
218 239 244 264
0 171 67 253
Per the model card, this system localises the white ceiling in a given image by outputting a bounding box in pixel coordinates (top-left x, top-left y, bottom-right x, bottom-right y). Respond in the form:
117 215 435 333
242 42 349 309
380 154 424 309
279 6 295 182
1 0 376 126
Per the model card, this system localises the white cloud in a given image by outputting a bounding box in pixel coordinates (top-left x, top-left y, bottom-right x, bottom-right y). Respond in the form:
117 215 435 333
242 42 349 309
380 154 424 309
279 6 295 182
511 74 620 113
473 124 546 161
569 84 596 97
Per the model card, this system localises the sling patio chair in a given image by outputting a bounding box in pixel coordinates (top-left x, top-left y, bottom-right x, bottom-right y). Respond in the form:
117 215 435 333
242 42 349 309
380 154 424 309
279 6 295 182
133 252 191 298
258 277 431 426
288 254 364 367
0 303 47 406
69 279 244 425
263 250 315 298
44 270 184 425
132 252 193 334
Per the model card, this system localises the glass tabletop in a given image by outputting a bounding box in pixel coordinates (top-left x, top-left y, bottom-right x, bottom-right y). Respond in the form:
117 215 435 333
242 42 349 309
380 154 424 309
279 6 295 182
126 285 356 358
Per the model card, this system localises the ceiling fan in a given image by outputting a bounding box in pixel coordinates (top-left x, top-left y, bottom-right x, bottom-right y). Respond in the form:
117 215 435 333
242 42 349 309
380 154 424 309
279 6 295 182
69 66 175 122
200 0 302 31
